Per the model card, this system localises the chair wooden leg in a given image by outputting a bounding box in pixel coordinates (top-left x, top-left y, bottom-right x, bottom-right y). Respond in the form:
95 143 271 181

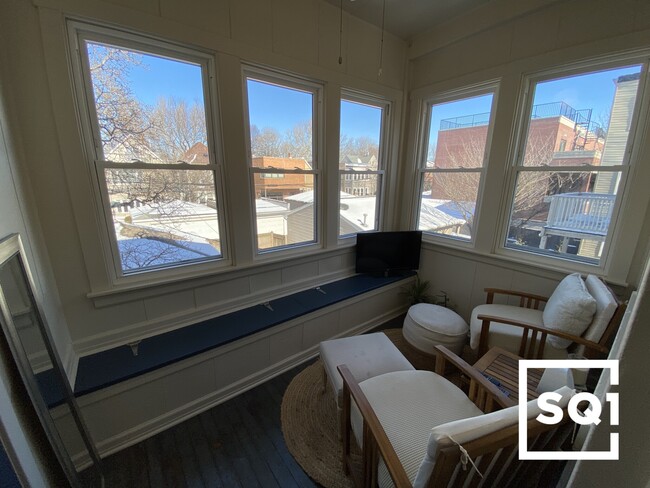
342 383 351 475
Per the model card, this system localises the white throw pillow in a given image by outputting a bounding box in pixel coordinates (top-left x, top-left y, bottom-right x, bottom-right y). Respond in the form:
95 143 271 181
543 273 597 349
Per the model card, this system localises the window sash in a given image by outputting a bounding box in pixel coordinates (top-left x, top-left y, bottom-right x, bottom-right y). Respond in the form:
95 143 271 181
70 22 228 281
500 58 649 270
243 68 323 255
414 85 497 243
251 172 319 253
338 92 389 238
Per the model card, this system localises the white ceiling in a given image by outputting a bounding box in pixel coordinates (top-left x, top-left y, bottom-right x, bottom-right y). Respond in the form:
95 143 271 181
325 0 492 41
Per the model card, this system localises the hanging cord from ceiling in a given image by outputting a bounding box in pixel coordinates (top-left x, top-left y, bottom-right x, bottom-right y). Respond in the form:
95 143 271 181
378 0 386 78
338 0 343 64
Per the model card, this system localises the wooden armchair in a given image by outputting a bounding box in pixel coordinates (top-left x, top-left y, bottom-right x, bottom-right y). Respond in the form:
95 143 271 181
338 346 575 488
470 274 626 360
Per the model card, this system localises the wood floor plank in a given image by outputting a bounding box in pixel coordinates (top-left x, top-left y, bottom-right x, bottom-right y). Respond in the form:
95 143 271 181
232 394 299 488
158 427 188 488
144 435 166 488
259 382 318 487
221 399 279 488
196 407 243 488
208 403 261 488
171 422 207 488
97 358 321 488
184 415 224 488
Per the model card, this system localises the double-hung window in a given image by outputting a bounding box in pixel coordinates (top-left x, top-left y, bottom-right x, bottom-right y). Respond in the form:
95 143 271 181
70 24 227 279
338 93 388 237
504 62 646 266
243 69 321 253
415 86 497 241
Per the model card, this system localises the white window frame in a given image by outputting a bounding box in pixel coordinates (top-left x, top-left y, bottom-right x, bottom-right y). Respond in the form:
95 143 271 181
413 83 499 246
497 54 650 276
242 67 323 257
338 90 390 239
67 21 230 284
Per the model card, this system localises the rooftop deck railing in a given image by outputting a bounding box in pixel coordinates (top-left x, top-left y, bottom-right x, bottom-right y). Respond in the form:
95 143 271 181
544 192 615 236
440 101 603 134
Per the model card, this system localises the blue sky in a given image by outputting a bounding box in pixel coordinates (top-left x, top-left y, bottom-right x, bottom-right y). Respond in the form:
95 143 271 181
340 99 382 142
126 52 205 107
123 51 381 140
426 64 642 154
117 46 642 146
246 79 312 133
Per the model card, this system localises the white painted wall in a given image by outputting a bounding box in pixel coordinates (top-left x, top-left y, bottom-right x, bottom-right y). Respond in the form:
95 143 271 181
0 0 408 358
56 278 410 465
401 0 650 289
404 2 650 484
0 51 72 488
1 0 650 477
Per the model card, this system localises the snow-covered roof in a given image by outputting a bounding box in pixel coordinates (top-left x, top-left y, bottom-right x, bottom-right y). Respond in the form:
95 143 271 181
418 198 469 231
285 190 315 203
130 200 217 220
117 238 218 271
255 198 289 214
339 196 376 231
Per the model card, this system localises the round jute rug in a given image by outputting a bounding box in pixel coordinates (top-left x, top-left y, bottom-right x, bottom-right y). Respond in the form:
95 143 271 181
280 328 437 488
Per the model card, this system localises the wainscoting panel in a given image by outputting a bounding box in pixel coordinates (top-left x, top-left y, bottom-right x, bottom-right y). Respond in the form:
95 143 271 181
54 279 409 468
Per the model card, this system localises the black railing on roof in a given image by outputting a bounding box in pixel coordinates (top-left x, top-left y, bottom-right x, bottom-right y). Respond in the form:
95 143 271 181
439 112 491 130
440 101 603 133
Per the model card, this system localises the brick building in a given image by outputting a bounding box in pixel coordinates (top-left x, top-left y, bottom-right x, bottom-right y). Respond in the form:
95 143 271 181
251 156 312 200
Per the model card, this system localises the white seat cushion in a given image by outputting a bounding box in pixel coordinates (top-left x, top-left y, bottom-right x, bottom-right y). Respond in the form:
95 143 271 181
543 273 597 349
413 386 575 488
351 370 483 488
403 304 469 355
319 333 414 408
470 304 568 358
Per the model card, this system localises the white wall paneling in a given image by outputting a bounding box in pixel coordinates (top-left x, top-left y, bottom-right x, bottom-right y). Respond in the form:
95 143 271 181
53 279 409 468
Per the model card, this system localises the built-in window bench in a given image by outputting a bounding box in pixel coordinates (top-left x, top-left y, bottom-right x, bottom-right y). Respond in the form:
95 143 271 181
39 273 413 408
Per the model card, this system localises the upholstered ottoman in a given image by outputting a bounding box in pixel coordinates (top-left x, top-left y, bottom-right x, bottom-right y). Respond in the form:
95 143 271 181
403 304 469 355
319 332 414 434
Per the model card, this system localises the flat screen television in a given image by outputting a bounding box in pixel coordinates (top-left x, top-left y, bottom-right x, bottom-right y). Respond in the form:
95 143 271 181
355 231 422 276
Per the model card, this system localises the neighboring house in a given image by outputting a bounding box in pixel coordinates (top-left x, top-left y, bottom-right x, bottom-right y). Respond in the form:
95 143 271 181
104 136 164 163
255 198 291 249
340 154 379 196
541 73 640 260
252 156 312 199
339 193 377 235
418 198 470 236
427 83 633 260
123 199 221 250
180 142 211 164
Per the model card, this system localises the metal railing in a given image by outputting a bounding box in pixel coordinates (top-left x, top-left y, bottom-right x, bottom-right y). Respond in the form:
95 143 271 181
544 193 615 235
439 101 604 136
439 112 491 130
530 101 591 125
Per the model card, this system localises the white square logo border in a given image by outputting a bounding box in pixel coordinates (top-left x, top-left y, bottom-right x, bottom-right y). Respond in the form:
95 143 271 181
518 359 619 460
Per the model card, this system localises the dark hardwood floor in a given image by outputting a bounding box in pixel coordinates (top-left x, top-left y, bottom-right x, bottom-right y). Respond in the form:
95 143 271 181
94 361 319 488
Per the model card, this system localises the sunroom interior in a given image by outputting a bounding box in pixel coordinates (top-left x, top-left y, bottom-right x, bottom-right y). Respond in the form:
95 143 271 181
0 0 649 486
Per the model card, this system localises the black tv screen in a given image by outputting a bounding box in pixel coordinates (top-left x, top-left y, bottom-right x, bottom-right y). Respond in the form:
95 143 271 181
355 231 422 276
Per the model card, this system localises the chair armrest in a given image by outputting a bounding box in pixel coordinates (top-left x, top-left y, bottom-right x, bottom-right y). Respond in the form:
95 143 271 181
484 288 548 309
434 346 515 411
338 364 412 488
476 314 610 359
